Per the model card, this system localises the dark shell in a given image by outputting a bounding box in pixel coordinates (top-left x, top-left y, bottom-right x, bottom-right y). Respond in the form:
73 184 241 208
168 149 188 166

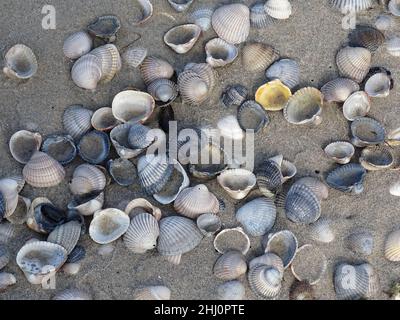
88 15 121 41
349 25 385 52
41 135 77 165
237 100 269 133
66 245 86 263
189 143 227 181
35 203 68 233
256 159 283 198
107 158 137 186
326 163 367 194
78 131 111 164
221 85 248 108
159 105 175 134
0 193 5 221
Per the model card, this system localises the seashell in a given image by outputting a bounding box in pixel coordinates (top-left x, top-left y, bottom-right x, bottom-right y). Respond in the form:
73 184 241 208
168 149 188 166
16 241 67 275
168 0 194 12
213 250 247 280
334 262 380 300
8 175 25 194
147 78 178 104
0 178 19 219
375 15 395 31
256 156 284 198
70 164 106 196
265 59 300 90
289 281 315 300
326 163 367 194
236 197 276 237
264 230 298 268
63 105 94 141
248 253 284 273
290 244 327 285
346 229 373 255
77 130 110 164
237 100 269 133
248 265 283 299
140 56 174 85
112 90 155 123
214 227 250 255
196 214 222 236
351 117 386 147
264 0 292 20
205 38 238 68
41 135 76 165
23 151 65 188
53 289 92 300
342 91 370 121
281 159 297 183
6 196 30 225
184 63 216 90
255 80 291 112
320 78 360 103
384 229 400 261
164 254 182 265
123 46 148 68
88 15 121 41
131 0 153 25
9 130 42 164
125 198 162 221
217 169 256 200
91 107 119 132
110 123 147 159
336 46 371 83
178 70 210 105
133 286 171 300
386 37 400 57
164 24 201 54
68 191 104 217
0 222 16 244
0 246 10 270
107 158 136 186
216 281 246 300
66 245 86 263
27 198 68 233
220 85 248 108
364 72 391 98
359 145 393 171
348 25 385 52
174 184 219 219
250 3 276 29
217 115 244 140
0 272 16 291
90 44 122 83
387 127 400 147
89 208 130 244
211 4 250 44
242 43 279 73
390 180 400 197
62 262 80 275
47 221 81 254
123 212 159 254
389 0 400 16
329 0 374 12
324 141 355 164
98 244 115 256
63 31 93 59
71 53 102 90
3 44 38 80
283 87 323 126
309 218 335 243
189 7 213 31
157 216 203 256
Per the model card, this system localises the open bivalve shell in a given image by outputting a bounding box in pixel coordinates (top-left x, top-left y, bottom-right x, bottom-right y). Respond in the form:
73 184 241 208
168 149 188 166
110 123 150 159
237 100 269 133
263 230 298 268
107 158 136 186
196 214 222 236
256 156 284 198
9 130 42 164
214 227 250 255
384 229 400 262
213 250 247 280
3 44 38 80
189 7 214 31
336 46 371 83
63 105 93 141
133 285 171 300
63 31 93 60
321 78 360 103
217 169 256 200
351 117 386 147
124 198 162 221
42 135 77 165
123 46 148 68
91 107 119 132
264 0 292 20
205 38 238 68
255 79 291 111
248 265 283 299
389 0 400 16
6 196 31 225
359 145 394 171
112 90 155 123
164 24 201 54
242 42 279 73
88 15 121 40
265 59 300 90
324 141 355 164
329 0 374 12
343 91 370 121
168 0 194 12
364 72 391 98
326 163 367 194
69 164 106 196
67 191 104 216
77 130 110 164
216 281 246 300
131 0 153 25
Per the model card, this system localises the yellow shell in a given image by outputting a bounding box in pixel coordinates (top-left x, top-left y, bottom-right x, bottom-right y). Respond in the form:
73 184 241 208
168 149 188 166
255 79 292 111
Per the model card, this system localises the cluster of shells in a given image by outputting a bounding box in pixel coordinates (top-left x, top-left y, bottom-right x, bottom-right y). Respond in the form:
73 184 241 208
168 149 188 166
2 0 400 300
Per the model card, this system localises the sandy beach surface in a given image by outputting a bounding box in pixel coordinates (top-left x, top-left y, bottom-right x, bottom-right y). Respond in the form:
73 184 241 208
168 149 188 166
1 0 400 300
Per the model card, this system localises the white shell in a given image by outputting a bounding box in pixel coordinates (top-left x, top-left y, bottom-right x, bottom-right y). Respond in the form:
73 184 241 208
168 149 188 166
390 181 400 197
216 281 245 300
324 141 355 164
69 164 106 196
386 37 400 57
91 107 119 131
140 56 174 85
384 229 400 262
0 222 16 244
123 46 148 68
164 24 202 54
217 115 244 140
336 46 371 83
329 0 374 12
0 272 16 290
0 178 19 219
112 90 155 123
133 286 171 300
309 218 335 243
71 54 102 90
205 38 238 68
264 0 292 19
167 0 194 12
63 31 93 60
3 44 38 80
364 73 391 98
214 227 250 255
178 70 210 105
321 78 360 103
217 169 256 200
343 91 371 121
9 130 42 164
250 3 276 29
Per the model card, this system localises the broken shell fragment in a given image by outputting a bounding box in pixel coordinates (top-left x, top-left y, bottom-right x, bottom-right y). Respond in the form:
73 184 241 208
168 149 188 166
216 281 245 300
266 59 300 90
237 100 269 133
77 130 110 164
140 56 174 85
256 156 283 198
242 42 279 73
112 90 155 123
3 44 38 80
196 214 222 236
342 91 370 121
346 229 374 255
9 130 42 164
320 78 360 103
63 31 93 60
217 169 256 200
326 163 367 194
213 250 248 280
88 15 121 41
133 286 171 300
63 105 94 141
214 227 250 255
205 38 238 68
336 46 371 83
351 117 386 147
264 230 298 268
324 141 355 164
41 135 77 165
359 145 394 171
164 24 201 54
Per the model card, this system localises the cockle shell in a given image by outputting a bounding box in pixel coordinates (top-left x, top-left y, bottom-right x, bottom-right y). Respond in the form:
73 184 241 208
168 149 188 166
386 37 400 56
375 15 395 31
329 0 374 12
0 178 19 219
237 100 269 133
133 286 171 300
147 78 178 105
216 281 245 300
189 7 213 31
309 218 335 243
364 73 391 98
248 253 284 273
184 62 216 89
91 107 119 132
91 44 122 83
123 46 148 68
9 175 25 194
320 78 360 103
63 105 93 141
69 164 106 196
336 46 371 83
131 0 153 25
389 0 400 16
41 135 77 165
289 281 315 300
88 15 121 40
0 246 10 270
250 3 276 29
6 196 30 225
384 229 400 262
264 0 292 20
211 4 250 44
112 90 155 123
213 250 247 280
168 0 194 12
217 169 256 200
0 273 16 291
343 91 370 121
61 262 80 275
221 85 248 108
110 123 148 159
53 289 92 300
107 158 136 186
77 130 110 164
265 59 300 90
324 141 355 164
248 265 283 299
196 214 222 236
255 80 291 111
68 191 104 216
256 156 283 198
214 227 250 255
351 117 386 147
23 151 65 188
264 230 298 268
242 42 279 73
3 44 38 80
178 70 210 105
217 115 244 140
63 31 93 60
0 222 16 244
66 245 86 264
346 229 374 255
9 130 42 164
164 24 201 54
140 56 174 85
359 145 394 171
348 25 385 52
71 53 102 90
47 221 81 254
326 163 367 194
281 159 297 182
205 38 238 68
125 198 162 221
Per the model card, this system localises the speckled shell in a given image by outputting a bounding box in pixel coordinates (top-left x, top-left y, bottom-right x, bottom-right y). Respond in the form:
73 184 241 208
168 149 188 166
321 78 360 103
336 46 371 83
123 46 148 68
329 0 374 12
221 85 248 108
213 250 247 280
71 54 102 90
196 214 222 236
264 230 298 268
131 0 153 25
346 230 374 255
256 157 283 198
140 56 174 85
248 253 284 273
265 59 300 90
47 221 81 255
359 145 394 171
164 24 201 54
351 117 386 147
264 0 292 19
63 31 93 60
53 289 92 300
364 73 391 98
22 151 65 188
41 135 77 165
386 37 400 56
123 212 159 254
326 163 367 194
214 227 250 255
241 42 279 73
133 286 171 300
112 90 155 123
248 265 283 299
205 38 238 68
237 100 269 133
0 246 10 270
324 141 355 164
250 3 276 28
384 229 400 262
211 4 250 44
189 7 214 31
69 164 106 196
77 130 110 164
343 91 370 121
217 169 256 200
216 281 246 300
309 218 335 243
3 44 38 80
349 25 385 52
63 105 94 141
9 130 42 164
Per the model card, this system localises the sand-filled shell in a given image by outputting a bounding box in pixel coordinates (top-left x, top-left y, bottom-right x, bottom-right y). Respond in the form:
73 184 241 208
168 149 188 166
0 272 16 290
265 59 300 90
250 3 276 29
256 156 284 198
221 85 248 108
63 31 92 60
264 0 292 19
123 46 148 68
217 169 256 200
386 37 400 57
69 164 106 196
326 163 367 194
88 15 121 40
168 0 194 12
248 265 283 299
112 90 155 123
77 130 110 164
334 262 380 300
283 87 323 126
9 130 42 164
359 145 393 171
264 230 298 268
174 185 219 219
351 117 386 147
242 43 279 73
47 221 81 254
346 229 373 255
178 70 210 105
125 198 162 221
321 78 360 103
384 229 400 261
289 281 315 300
107 158 136 186
63 105 93 141
196 214 222 236
309 218 335 243
213 250 247 280
157 216 203 256
3 44 38 80
133 285 171 300
89 208 130 244
285 183 321 224
147 79 178 106
216 281 245 300
0 178 20 219
237 100 269 133
248 253 284 274
164 24 201 54
91 107 119 132
205 38 238 68
236 197 276 236
91 44 122 83
16 241 67 275
22 151 65 188
131 0 153 25
255 80 291 112
364 73 391 98
349 25 385 52
123 212 159 254
6 196 30 225
217 115 244 140
53 289 92 300
336 46 371 83
290 244 327 285
41 135 76 165
389 0 400 16
324 141 355 164
211 4 250 44
329 0 374 12
214 227 250 255
71 53 102 90
0 246 10 270
140 56 174 85
189 7 213 31
343 91 370 121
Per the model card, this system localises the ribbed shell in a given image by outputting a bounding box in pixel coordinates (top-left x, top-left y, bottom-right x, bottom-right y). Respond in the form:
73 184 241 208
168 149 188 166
0 178 19 219
47 221 81 255
9 130 43 164
321 78 360 103
211 4 250 44
336 46 371 83
248 253 284 273
213 250 247 280
237 100 269 133
329 0 374 12
178 70 210 105
221 85 248 108
133 286 171 300
386 37 400 57
265 59 300 90
205 38 238 68
349 25 385 52
242 42 279 73
91 44 121 83
351 117 386 147
384 229 400 262
0 246 10 270
346 230 373 255
140 56 174 85
22 151 65 188
53 289 92 300
375 15 394 31
110 123 146 160
6 196 30 225
216 281 246 300
256 158 283 198
71 54 102 90
147 78 178 103
250 3 276 29
69 164 106 195
189 7 213 31
217 115 244 140
248 265 283 299
309 218 335 243
66 245 86 263
63 31 92 60
123 46 148 68
77 130 110 164
164 24 201 54
264 0 292 19
63 105 94 141
292 176 330 201
157 216 203 256
324 141 355 164
214 227 250 255
123 212 159 254
359 145 394 171
264 230 298 268
3 44 38 80
131 0 153 25
0 222 16 244
389 0 400 16
326 163 367 194
185 63 216 89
